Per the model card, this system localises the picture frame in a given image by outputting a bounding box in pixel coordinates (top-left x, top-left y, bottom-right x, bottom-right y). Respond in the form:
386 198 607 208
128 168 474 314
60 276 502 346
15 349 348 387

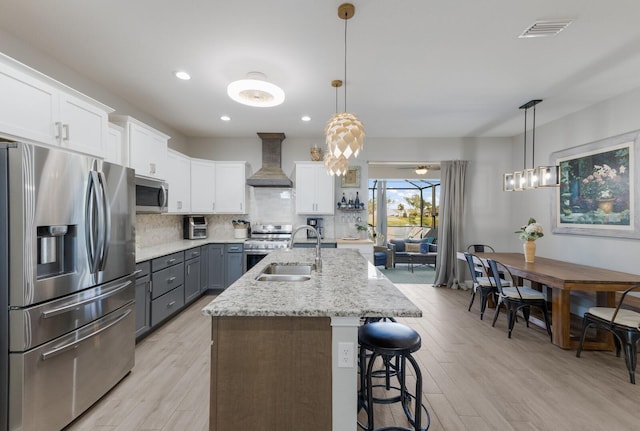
341 166 361 188
550 130 640 238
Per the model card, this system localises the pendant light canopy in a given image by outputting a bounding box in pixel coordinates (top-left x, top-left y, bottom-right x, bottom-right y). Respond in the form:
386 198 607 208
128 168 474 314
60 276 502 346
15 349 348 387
325 3 365 174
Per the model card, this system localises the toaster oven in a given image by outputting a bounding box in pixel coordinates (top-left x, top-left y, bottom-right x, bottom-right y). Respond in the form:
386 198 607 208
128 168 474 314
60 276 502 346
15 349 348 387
183 216 208 240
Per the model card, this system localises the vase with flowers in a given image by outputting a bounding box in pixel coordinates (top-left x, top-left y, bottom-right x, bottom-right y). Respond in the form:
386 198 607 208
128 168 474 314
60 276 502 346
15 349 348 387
515 217 544 263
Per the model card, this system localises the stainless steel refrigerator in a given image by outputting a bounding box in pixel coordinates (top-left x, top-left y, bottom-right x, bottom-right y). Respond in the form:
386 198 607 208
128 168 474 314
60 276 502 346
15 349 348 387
0 142 136 431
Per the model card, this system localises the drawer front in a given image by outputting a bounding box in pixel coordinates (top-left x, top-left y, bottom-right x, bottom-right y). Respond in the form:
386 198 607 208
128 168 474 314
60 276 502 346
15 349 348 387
225 243 244 253
151 286 185 326
136 261 150 278
185 247 201 259
151 251 184 272
151 263 184 299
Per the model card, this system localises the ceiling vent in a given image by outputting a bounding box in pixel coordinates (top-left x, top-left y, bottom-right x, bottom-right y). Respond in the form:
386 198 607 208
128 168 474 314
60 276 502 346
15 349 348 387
518 20 573 38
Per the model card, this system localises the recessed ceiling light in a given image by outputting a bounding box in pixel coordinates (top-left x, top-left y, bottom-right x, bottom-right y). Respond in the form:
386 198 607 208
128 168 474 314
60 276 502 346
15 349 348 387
301 115 311 122
174 70 191 80
227 72 285 108
220 115 231 121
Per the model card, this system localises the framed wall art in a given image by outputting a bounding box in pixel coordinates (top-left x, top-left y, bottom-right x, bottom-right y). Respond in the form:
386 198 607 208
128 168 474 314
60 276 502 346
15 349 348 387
341 166 361 188
551 130 640 238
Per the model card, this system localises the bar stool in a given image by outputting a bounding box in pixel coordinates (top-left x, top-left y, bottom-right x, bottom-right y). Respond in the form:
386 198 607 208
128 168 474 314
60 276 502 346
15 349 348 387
358 321 430 431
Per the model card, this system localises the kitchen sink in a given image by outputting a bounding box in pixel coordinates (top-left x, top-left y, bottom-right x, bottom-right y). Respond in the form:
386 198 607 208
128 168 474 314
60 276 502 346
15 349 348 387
256 274 311 282
256 263 313 282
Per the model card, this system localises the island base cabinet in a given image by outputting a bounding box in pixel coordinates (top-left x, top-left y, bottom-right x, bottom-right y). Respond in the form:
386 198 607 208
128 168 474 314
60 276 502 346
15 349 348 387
210 316 332 430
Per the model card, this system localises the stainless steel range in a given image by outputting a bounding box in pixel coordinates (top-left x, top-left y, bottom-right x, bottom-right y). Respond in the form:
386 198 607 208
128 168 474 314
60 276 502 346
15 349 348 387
243 224 292 272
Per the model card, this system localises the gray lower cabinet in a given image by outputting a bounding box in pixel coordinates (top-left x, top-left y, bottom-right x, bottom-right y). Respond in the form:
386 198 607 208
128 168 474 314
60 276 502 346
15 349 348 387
184 247 201 304
225 243 244 288
208 244 225 290
200 245 209 293
151 251 185 326
135 261 152 339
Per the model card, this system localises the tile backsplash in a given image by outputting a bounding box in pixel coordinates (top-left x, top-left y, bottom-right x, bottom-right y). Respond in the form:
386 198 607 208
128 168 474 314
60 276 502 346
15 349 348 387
136 186 337 248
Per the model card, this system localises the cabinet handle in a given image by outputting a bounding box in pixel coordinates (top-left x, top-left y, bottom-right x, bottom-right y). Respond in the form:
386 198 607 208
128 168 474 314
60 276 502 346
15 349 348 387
177 201 182 210
167 258 176 264
167 301 176 308
62 124 70 142
55 122 63 143
149 280 153 293
167 276 176 283
187 265 191 275
150 162 156 175
212 202 215 211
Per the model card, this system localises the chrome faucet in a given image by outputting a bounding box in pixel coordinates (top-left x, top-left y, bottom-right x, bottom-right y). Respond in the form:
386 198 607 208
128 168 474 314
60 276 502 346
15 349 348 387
288 224 322 272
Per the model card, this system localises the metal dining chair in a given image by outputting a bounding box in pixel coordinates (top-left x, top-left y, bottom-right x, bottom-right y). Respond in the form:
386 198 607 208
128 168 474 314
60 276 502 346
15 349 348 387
487 259 552 340
576 285 640 384
464 252 498 320
466 244 495 253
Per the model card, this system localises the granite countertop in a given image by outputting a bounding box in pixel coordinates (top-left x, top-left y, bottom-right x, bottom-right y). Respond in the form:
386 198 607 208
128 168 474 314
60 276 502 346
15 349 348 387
136 238 243 262
201 248 422 318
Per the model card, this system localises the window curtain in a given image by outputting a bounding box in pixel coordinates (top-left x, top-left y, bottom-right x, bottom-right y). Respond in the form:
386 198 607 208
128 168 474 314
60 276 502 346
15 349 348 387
433 160 468 288
376 180 387 244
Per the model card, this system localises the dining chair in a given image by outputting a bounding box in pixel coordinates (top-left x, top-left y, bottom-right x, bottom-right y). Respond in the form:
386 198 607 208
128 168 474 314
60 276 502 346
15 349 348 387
486 259 552 340
576 285 640 384
466 244 495 253
464 252 498 320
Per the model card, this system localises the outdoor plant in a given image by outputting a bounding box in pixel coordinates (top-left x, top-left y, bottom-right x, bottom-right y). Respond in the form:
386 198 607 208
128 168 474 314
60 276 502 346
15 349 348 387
515 217 544 241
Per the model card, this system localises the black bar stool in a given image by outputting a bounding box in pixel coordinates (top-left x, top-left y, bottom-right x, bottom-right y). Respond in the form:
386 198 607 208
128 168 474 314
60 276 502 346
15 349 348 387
358 321 430 431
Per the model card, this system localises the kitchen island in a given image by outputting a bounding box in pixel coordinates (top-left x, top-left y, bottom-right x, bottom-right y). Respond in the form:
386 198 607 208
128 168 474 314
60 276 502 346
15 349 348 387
202 248 422 431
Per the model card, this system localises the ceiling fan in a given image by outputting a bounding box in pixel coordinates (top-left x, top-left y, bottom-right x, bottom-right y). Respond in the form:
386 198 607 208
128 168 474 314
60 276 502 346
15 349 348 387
397 164 441 175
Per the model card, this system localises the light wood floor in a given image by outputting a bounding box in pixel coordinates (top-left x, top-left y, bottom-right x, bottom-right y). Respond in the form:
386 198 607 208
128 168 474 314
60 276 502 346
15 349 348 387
66 286 640 431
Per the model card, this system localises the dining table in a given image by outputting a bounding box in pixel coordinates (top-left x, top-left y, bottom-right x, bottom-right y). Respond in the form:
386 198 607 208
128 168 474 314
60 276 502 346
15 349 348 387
464 252 640 350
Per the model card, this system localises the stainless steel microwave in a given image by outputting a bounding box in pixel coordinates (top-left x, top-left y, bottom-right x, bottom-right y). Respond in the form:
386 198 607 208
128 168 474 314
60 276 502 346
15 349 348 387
135 175 168 213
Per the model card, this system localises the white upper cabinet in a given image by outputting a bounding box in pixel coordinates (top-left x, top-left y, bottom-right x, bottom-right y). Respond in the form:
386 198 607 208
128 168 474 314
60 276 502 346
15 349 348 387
0 54 112 157
105 123 125 165
190 158 216 213
166 149 191 213
214 162 247 214
58 93 109 157
110 115 169 180
190 160 247 214
295 162 335 215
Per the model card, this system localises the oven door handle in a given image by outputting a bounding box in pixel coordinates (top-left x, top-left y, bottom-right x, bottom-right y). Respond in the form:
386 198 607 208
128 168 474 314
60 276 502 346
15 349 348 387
40 308 132 361
40 280 132 319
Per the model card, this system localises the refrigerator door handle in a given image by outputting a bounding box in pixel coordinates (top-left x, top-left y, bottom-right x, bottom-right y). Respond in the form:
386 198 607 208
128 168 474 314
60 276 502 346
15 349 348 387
40 280 132 319
97 171 111 272
40 308 132 361
85 170 104 274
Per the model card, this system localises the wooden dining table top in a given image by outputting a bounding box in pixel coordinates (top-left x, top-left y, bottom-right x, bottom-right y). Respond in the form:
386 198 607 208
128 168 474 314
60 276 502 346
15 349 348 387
474 252 640 292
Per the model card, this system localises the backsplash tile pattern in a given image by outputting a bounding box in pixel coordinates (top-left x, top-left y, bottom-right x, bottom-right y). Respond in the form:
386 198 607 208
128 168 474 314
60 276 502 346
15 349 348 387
136 187 337 249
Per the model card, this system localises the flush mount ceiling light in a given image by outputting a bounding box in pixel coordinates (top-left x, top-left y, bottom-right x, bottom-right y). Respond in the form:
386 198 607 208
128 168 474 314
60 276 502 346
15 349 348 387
325 3 365 167
227 71 285 108
415 166 428 175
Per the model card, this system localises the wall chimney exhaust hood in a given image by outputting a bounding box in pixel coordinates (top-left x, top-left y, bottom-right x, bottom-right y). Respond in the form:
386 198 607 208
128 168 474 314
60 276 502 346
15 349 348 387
246 132 293 187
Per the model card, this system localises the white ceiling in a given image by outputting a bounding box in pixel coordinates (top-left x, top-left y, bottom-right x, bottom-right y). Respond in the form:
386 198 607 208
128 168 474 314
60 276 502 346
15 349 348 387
2 0 640 140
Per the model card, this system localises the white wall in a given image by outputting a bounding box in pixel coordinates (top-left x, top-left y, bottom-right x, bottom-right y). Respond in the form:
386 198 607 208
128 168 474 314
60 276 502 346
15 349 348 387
506 88 640 273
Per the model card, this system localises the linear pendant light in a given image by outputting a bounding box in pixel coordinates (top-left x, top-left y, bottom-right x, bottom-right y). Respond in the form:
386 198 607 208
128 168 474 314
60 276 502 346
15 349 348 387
504 99 542 191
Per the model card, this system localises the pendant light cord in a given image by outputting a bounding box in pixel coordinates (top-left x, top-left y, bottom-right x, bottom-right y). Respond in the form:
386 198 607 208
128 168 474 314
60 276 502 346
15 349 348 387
532 105 536 167
523 107 527 170
343 9 348 113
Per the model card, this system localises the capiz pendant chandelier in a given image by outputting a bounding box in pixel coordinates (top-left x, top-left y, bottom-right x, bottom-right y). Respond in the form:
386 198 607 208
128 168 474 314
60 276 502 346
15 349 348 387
325 3 365 170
